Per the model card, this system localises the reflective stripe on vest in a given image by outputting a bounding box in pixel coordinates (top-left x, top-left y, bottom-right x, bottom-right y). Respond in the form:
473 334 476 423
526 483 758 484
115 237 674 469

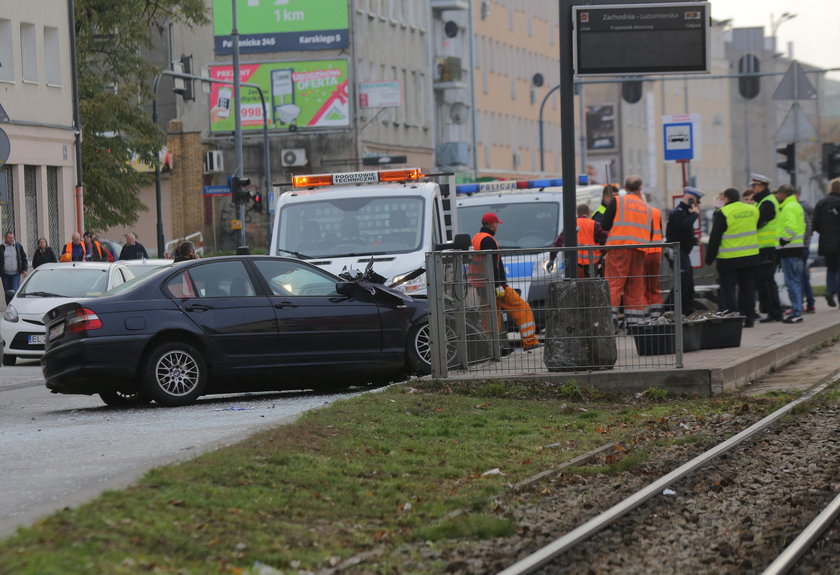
605 194 652 246
592 205 606 219
575 217 597 265
778 195 805 249
642 206 663 254
718 201 760 259
757 193 781 249
467 232 496 286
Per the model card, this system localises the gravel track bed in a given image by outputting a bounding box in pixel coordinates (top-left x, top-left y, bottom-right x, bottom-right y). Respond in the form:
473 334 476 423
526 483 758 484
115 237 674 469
331 399 839 574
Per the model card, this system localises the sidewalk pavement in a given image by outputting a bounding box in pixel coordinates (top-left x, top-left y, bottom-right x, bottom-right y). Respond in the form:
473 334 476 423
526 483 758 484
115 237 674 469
500 304 840 397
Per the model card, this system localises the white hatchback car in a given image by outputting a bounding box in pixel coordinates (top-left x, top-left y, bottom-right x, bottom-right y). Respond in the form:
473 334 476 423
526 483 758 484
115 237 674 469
1 262 136 365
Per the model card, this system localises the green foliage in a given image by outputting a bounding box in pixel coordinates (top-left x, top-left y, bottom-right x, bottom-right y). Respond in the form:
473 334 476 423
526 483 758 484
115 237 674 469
74 0 208 231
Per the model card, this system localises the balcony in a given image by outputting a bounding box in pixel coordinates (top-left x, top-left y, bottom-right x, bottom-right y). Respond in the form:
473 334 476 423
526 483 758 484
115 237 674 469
434 56 467 90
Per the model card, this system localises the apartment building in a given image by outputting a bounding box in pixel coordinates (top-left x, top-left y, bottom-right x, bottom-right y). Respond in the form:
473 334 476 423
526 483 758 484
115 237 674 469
0 1 77 256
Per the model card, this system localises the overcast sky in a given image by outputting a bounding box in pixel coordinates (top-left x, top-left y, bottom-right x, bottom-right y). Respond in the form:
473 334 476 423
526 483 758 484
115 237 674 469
711 1 840 80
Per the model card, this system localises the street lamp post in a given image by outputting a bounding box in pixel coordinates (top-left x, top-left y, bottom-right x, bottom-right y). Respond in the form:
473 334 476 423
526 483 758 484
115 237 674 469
538 84 562 173
770 12 797 54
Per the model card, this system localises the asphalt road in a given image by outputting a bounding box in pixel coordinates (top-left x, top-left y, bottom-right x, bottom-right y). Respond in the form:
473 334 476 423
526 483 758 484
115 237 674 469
0 360 365 539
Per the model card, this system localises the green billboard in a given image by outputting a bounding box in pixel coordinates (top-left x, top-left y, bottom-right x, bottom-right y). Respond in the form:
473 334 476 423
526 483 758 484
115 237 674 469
213 0 349 54
208 60 350 133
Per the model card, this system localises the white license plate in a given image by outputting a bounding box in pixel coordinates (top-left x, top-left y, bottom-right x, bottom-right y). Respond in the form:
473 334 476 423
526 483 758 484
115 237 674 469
29 334 46 345
48 323 65 341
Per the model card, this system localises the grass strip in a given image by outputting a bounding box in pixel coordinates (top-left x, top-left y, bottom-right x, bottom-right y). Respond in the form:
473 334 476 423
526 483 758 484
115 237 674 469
0 380 790 574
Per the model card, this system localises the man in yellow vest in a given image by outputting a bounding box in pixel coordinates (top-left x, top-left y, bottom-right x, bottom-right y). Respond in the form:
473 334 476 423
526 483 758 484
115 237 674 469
774 184 807 323
592 184 617 226
705 188 760 327
601 175 654 328
468 213 541 351
751 174 783 322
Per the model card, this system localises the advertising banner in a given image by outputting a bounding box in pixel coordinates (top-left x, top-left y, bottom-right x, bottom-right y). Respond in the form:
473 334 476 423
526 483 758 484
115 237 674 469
213 0 349 54
208 60 350 133
358 81 402 109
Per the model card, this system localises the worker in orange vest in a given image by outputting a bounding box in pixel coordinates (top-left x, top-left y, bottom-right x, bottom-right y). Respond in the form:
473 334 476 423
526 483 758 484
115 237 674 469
467 213 541 351
642 204 664 317
600 175 654 329
545 203 608 277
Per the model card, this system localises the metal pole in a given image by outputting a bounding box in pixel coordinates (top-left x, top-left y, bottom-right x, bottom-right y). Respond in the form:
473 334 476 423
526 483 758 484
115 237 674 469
559 0 577 277
67 0 84 234
152 73 164 257
232 0 246 248
578 82 587 175
538 84 562 173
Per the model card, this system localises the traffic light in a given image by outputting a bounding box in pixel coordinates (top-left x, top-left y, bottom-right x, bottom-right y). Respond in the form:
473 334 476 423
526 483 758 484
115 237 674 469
171 55 195 102
776 143 795 175
823 143 840 180
252 192 263 212
621 80 643 104
229 175 252 204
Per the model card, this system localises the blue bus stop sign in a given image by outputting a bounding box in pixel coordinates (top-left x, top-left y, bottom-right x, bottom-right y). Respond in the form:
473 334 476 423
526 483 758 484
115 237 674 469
663 122 693 161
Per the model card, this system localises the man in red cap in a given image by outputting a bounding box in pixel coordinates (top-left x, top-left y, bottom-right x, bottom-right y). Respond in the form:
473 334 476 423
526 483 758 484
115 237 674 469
467 212 541 351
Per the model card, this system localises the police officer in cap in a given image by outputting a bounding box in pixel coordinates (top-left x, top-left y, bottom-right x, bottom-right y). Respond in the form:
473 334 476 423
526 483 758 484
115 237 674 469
665 186 703 315
751 173 783 322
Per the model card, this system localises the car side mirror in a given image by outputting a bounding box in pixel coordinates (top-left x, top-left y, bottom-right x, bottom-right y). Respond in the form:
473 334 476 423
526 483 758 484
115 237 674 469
5 289 15 301
335 282 354 296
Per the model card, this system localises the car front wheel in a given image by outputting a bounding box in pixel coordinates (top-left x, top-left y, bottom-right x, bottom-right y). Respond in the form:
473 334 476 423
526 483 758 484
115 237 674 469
142 341 207 407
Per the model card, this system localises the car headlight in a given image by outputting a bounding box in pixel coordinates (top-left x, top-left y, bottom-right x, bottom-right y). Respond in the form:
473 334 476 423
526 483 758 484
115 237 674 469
390 271 427 293
3 305 18 322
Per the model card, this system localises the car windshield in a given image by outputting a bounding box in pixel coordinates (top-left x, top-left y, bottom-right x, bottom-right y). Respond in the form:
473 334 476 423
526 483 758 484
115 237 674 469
106 266 170 296
457 202 560 248
276 195 425 258
122 261 172 279
19 268 112 298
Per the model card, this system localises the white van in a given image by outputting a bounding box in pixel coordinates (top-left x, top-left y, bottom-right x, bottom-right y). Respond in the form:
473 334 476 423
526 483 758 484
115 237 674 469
270 168 457 295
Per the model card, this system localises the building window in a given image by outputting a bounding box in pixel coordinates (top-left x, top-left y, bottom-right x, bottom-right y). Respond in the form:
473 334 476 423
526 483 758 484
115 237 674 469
2 168 14 236
48 167 60 250
44 26 61 86
25 166 38 253
0 19 13 82
20 22 37 83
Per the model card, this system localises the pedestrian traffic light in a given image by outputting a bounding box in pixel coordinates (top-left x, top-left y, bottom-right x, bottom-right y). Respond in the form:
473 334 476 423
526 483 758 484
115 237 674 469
621 80 643 104
737 54 760 100
252 192 263 212
229 175 252 204
776 143 795 175
823 143 840 180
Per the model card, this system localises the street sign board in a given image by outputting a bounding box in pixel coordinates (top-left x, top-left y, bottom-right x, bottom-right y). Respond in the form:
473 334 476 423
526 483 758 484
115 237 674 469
203 185 231 196
774 103 818 143
663 122 693 161
773 61 818 101
0 127 10 166
573 2 710 76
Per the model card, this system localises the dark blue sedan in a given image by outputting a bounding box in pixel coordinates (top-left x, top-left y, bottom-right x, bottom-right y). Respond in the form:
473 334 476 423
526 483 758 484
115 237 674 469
41 256 434 407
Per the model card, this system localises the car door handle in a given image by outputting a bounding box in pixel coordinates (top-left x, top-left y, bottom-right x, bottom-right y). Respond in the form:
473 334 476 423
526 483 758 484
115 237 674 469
274 301 297 309
185 304 212 312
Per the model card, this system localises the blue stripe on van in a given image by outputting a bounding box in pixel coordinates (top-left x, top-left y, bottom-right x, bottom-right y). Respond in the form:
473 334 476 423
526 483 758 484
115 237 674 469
504 260 535 279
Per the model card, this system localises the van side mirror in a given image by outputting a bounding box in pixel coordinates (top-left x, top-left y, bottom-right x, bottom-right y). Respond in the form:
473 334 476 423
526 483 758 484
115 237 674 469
435 233 472 251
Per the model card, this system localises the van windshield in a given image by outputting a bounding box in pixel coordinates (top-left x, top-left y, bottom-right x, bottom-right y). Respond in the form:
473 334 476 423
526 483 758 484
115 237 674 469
457 202 560 248
276 196 425 258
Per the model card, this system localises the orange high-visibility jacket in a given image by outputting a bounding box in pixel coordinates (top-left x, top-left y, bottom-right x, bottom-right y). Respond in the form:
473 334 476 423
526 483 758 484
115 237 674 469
605 194 652 247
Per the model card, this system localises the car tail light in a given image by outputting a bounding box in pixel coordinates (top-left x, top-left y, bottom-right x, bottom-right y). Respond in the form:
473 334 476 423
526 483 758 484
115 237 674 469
66 308 102 333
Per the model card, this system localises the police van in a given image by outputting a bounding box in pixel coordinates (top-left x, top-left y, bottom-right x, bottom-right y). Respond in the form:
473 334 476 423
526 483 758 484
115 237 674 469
270 167 457 295
455 177 604 326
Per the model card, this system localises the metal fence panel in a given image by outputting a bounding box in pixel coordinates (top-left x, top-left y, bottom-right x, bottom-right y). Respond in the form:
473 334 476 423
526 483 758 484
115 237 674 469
426 243 686 378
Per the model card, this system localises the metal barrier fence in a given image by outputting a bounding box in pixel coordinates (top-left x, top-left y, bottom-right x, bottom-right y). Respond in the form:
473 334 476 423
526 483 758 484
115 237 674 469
425 243 689 378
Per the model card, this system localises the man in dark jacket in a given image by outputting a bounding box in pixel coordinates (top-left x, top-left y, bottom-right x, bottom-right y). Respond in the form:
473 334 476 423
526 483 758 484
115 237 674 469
705 188 760 327
665 186 703 315
1 231 29 303
813 177 840 308
118 233 149 260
